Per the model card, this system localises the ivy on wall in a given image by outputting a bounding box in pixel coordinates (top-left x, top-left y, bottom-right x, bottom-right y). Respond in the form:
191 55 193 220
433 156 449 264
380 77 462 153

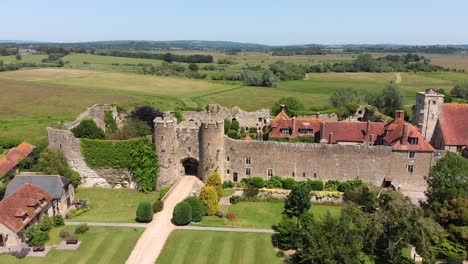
81 136 158 192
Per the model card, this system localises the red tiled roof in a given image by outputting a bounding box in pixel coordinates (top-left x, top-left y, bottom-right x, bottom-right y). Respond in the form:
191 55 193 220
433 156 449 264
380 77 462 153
321 121 385 144
270 117 322 138
0 142 34 175
0 183 52 233
271 109 290 126
383 116 434 151
439 104 468 146
245 135 253 141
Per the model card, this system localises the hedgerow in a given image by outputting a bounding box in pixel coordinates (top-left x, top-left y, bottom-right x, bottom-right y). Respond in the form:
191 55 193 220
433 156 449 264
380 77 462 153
81 136 158 192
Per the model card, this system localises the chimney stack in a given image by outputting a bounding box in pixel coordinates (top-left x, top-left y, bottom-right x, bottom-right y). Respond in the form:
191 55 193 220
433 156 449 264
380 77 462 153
366 121 371 134
401 123 409 145
329 132 334 144
280 104 286 113
395 110 405 120
370 134 375 145
291 117 296 135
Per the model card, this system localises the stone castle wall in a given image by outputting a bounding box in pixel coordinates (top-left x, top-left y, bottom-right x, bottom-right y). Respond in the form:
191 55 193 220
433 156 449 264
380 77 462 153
64 104 123 132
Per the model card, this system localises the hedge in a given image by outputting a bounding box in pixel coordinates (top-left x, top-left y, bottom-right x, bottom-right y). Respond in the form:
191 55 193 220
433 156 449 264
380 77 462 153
81 136 158 192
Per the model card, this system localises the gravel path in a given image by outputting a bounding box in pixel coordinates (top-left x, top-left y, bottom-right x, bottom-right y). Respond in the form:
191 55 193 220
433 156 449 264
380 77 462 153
126 176 200 264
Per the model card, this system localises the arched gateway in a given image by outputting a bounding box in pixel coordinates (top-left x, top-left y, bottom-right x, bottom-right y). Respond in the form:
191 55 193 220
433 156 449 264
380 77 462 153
182 158 199 177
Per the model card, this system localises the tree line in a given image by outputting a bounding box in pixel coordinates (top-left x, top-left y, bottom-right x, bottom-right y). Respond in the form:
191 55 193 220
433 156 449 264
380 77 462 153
98 50 213 63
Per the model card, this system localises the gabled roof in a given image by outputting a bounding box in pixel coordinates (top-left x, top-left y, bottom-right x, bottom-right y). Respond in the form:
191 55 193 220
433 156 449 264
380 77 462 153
383 115 434 151
321 121 384 144
271 106 290 125
0 142 35 175
270 117 322 138
5 175 71 200
439 103 468 146
0 183 52 233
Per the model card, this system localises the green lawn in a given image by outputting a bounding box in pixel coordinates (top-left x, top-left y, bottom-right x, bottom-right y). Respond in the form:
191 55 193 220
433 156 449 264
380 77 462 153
0 226 143 264
70 188 160 223
196 201 342 229
157 230 281 264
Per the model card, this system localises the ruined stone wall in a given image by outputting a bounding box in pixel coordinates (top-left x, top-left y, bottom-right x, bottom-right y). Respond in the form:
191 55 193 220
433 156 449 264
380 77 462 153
224 137 431 191
64 104 123 132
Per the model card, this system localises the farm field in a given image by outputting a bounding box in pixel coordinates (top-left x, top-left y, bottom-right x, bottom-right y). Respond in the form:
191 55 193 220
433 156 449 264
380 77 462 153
0 226 143 264
70 188 161 223
156 230 281 264
196 202 342 229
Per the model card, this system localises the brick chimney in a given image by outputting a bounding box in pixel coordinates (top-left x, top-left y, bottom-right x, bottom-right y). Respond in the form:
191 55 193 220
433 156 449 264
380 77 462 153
291 117 296 135
366 121 371 134
280 104 286 113
395 110 405 120
329 132 334 144
401 123 409 145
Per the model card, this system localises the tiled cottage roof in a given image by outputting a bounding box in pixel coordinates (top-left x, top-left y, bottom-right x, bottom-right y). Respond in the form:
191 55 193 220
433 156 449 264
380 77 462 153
0 183 52 233
439 103 468 146
321 121 385 144
270 117 322 138
5 175 71 200
0 142 34 175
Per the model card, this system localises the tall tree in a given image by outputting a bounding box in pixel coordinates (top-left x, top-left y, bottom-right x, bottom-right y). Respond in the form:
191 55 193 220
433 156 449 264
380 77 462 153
130 106 163 131
330 87 360 108
283 184 311 219
271 97 305 116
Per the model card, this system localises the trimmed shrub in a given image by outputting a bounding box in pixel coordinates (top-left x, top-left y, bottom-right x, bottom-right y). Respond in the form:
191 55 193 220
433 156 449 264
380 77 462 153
53 215 65 226
227 129 239 139
75 224 89 234
222 180 234 189
24 226 49 246
282 178 296 190
302 180 324 191
230 195 241 204
66 208 89 219
207 172 223 198
136 201 153 222
338 181 352 192
184 196 205 222
158 186 171 200
242 177 265 188
37 216 54 232
325 180 341 191
152 200 164 213
173 202 192 225
199 186 219 215
71 118 105 139
59 229 70 239
266 176 283 188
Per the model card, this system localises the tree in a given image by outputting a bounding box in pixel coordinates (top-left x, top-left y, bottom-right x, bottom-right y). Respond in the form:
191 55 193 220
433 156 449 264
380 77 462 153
23 225 49 246
275 217 300 249
183 196 205 222
136 201 153 222
16 54 22 61
129 106 163 131
207 172 223 199
330 87 360 108
367 84 405 116
70 118 105 139
188 63 199 71
271 97 305 116
172 201 192 225
451 82 468 99
199 186 219 215
283 184 311 218
353 54 376 71
35 148 81 186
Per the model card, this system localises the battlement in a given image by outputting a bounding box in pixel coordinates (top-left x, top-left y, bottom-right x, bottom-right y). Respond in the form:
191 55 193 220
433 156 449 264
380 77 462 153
154 117 177 128
201 120 224 129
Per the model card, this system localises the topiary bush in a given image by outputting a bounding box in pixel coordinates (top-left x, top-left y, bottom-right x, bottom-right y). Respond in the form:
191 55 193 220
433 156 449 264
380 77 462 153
75 224 89 234
172 202 192 225
199 186 219 215
207 172 223 198
184 196 205 222
136 201 153 222
71 118 105 139
152 200 164 213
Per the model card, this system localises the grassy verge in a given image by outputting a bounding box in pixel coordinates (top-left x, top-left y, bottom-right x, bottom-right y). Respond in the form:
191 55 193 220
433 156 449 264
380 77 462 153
0 226 143 264
157 230 281 264
70 188 159 223
195 201 342 229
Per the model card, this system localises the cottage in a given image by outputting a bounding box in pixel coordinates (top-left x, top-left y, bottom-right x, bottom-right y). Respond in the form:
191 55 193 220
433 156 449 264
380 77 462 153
4 175 75 217
0 184 53 247
0 142 34 177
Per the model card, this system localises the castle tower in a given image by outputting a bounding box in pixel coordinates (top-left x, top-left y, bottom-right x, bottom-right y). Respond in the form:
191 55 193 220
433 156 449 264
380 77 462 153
198 120 225 182
154 117 179 189
411 89 445 141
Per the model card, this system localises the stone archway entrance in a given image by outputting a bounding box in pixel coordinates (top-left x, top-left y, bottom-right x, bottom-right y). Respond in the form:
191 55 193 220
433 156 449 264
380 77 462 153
182 158 199 177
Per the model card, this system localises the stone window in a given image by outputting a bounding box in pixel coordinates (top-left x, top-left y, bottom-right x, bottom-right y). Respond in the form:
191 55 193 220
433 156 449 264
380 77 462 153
267 169 273 177
303 173 306 177
187 147 191 152
245 168 251 176
409 151 415 159
298 129 313 134
314 173 317 178
292 172 295 177
226 169 230 175
245 157 251 165
233 173 238 182
409 137 419 145
407 165 414 173
258 117 263 122
226 156 230 162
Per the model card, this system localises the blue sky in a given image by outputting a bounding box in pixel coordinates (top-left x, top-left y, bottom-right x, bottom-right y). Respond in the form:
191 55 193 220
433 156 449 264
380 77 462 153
2 0 467 45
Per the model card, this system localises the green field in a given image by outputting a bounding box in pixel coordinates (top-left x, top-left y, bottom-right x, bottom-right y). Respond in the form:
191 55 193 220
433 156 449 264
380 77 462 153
157 230 280 264
0 226 143 264
196 202 342 229
1 53 467 145
70 188 160 223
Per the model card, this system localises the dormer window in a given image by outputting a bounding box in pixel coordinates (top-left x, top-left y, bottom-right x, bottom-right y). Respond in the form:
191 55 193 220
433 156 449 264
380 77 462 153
280 128 290 134
409 137 419 145
34 203 40 212
298 129 313 134
21 213 29 223
39 198 46 205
